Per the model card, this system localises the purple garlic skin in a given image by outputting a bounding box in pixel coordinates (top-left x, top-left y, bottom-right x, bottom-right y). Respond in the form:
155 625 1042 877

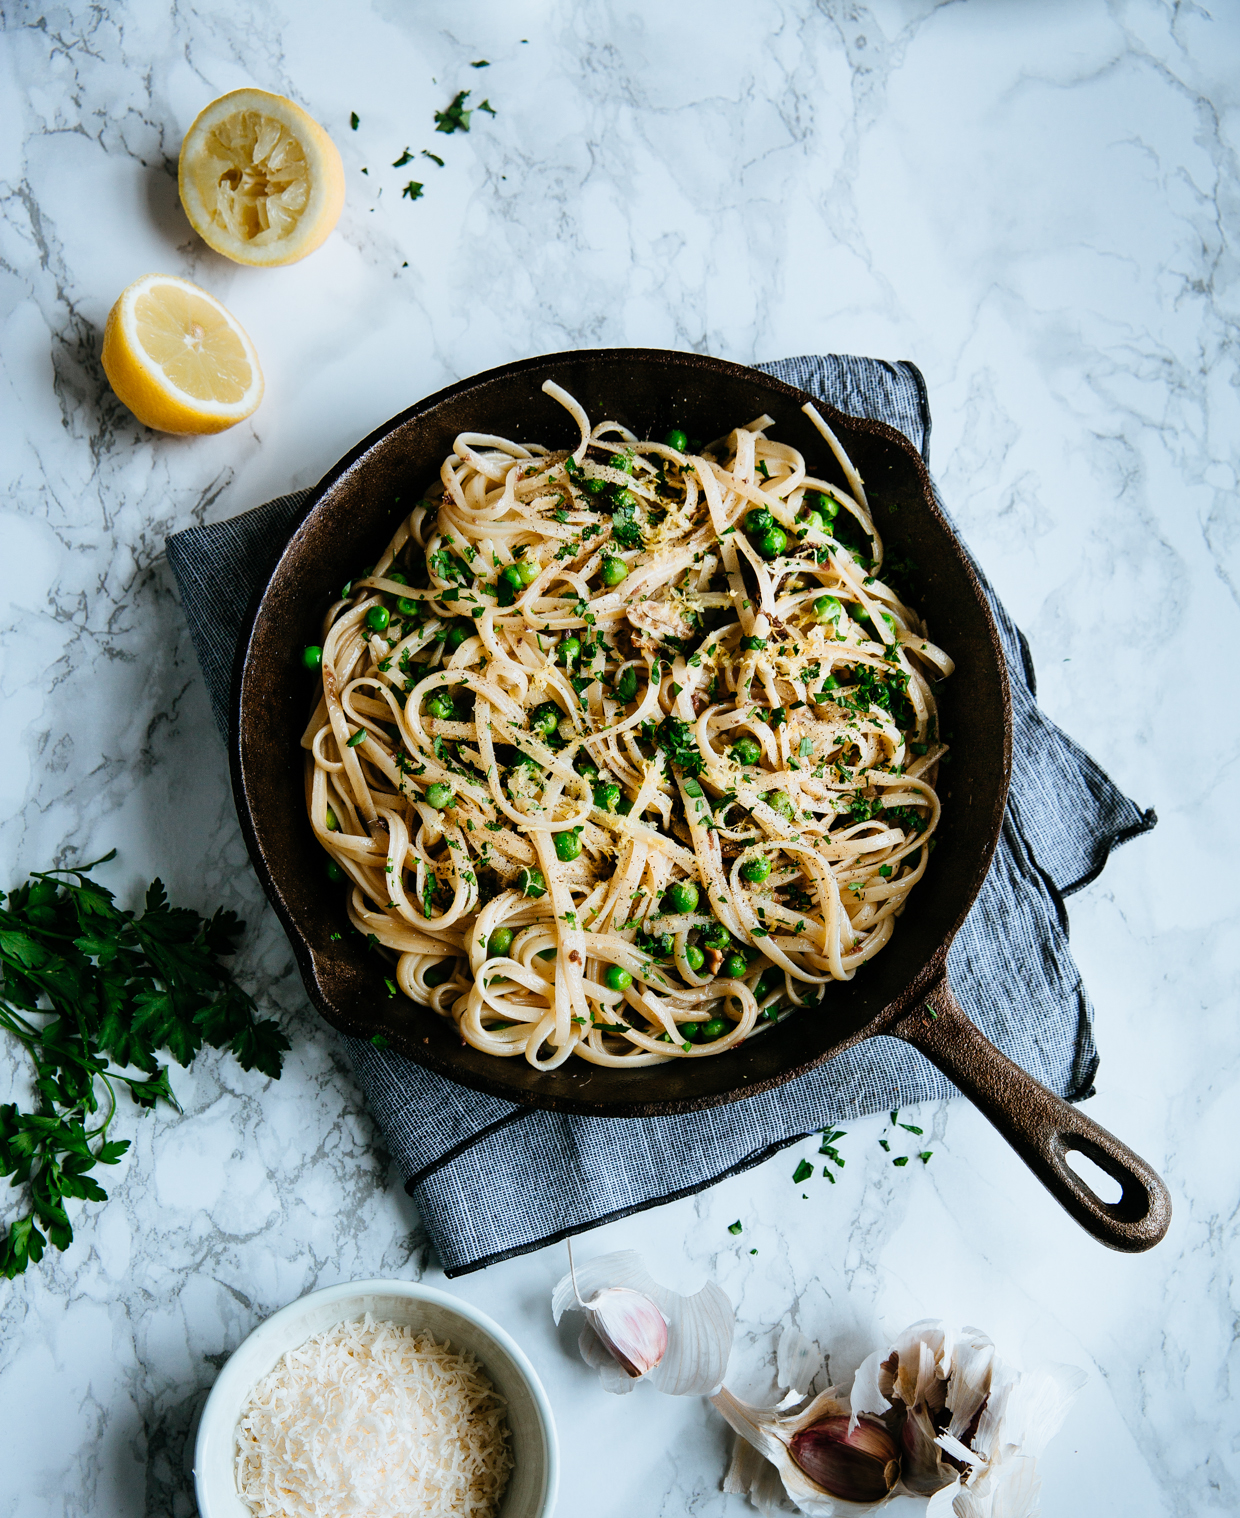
790 1414 901 1503
587 1286 669 1378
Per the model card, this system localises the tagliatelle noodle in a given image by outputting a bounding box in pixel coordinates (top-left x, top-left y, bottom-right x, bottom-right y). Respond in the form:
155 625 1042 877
303 383 954 1068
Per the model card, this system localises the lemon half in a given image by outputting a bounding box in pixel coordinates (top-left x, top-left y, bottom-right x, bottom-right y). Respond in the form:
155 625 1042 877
101 273 264 434
178 88 345 267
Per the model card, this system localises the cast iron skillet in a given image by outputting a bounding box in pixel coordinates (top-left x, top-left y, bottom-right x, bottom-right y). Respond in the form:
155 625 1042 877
230 348 1170 1252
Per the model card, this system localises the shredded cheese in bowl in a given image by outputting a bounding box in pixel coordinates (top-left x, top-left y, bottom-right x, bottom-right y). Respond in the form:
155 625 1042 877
235 1312 514 1517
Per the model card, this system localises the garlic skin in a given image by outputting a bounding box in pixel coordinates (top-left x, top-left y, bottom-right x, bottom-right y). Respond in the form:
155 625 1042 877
552 1248 734 1396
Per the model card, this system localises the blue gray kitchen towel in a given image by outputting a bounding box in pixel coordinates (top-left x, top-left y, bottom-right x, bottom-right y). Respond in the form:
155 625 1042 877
166 355 1154 1276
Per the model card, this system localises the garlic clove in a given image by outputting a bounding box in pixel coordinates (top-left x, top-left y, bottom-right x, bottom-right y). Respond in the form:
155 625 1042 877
899 1400 955 1495
790 1415 902 1505
586 1285 668 1378
552 1247 735 1396
711 1386 898 1517
578 1318 641 1395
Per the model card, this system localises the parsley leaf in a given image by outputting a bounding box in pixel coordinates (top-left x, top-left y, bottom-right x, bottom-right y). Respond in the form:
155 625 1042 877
435 90 473 133
0 854 286 1278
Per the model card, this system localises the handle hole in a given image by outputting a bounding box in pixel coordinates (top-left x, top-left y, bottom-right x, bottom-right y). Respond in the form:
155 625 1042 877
1064 1146 1123 1205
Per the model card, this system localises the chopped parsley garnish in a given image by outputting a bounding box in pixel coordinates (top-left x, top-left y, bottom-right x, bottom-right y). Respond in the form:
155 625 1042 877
792 1158 814 1184
421 150 445 166
727 1219 743 1234
401 180 424 201
435 90 474 133
392 147 414 166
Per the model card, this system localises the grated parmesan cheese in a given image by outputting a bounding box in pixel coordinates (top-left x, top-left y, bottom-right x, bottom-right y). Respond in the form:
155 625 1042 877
235 1312 514 1518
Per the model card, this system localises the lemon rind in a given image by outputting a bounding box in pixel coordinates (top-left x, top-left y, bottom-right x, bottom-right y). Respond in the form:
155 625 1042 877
178 87 345 268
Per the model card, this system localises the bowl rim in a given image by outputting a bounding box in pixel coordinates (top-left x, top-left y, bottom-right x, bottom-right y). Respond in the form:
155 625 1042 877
192 1276 560 1518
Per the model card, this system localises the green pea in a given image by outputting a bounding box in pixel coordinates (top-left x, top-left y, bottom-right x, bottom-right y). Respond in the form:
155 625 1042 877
530 702 561 738
424 960 454 986
302 644 323 671
444 621 471 651
745 507 774 533
366 605 390 632
757 526 788 559
509 750 538 773
496 577 516 607
616 798 633 815
516 557 541 585
812 490 839 520
739 856 771 884
519 867 547 899
325 859 344 882
604 964 633 992
701 1017 730 1040
721 952 748 979
425 691 455 720
764 790 795 820
387 570 408 585
664 880 700 914
554 829 582 862
756 966 783 1001
600 556 629 587
611 487 637 510
325 806 339 832
730 736 762 766
682 1020 703 1040
740 635 766 652
487 926 515 957
813 595 842 622
685 945 706 972
500 564 525 594
664 427 689 452
575 755 599 781
397 596 419 616
559 636 581 665
593 782 622 812
701 921 732 950
800 508 827 534
425 782 453 809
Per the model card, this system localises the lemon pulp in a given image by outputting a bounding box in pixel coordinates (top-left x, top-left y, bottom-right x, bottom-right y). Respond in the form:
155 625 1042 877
101 273 263 435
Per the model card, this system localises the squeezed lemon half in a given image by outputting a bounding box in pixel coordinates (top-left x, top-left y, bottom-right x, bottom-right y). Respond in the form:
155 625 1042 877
101 273 264 434
178 88 345 267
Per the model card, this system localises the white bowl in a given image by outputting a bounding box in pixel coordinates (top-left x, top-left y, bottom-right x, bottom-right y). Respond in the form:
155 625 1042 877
193 1278 559 1518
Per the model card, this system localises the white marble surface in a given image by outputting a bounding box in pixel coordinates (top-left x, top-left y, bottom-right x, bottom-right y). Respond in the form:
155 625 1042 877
1 1 1237 1514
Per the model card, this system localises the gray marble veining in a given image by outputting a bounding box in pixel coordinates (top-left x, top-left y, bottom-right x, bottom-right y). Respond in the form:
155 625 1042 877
2 2 1238 1515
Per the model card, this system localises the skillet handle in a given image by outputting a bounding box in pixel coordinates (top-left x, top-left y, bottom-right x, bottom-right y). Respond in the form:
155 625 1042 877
890 977 1171 1252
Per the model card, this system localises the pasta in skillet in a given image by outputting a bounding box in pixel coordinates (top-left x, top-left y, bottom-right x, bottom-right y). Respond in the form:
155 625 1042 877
302 382 953 1070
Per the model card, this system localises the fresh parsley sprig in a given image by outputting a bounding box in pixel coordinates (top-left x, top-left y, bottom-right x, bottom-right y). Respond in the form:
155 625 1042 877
0 852 288 1278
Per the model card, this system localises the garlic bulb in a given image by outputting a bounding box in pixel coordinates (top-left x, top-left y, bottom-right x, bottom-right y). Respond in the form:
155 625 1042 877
715 1320 1083 1518
552 1246 734 1395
